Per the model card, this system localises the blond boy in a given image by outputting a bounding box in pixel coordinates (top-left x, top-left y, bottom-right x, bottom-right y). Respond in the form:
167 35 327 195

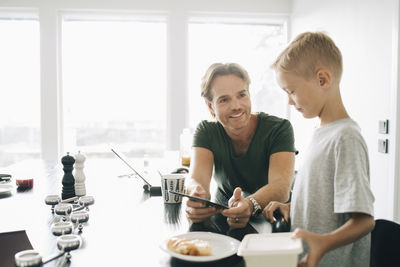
265 32 375 267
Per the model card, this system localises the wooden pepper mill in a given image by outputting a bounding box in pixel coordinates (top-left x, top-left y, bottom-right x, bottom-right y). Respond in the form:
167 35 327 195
62 152 76 200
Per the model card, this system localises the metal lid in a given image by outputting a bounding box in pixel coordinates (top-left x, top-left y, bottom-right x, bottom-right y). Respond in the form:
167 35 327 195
45 195 61 205
70 210 89 223
78 195 95 206
54 203 73 215
57 234 81 252
51 221 74 236
15 249 42 267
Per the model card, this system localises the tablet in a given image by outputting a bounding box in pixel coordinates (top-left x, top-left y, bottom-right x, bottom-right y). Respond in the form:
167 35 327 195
168 190 229 209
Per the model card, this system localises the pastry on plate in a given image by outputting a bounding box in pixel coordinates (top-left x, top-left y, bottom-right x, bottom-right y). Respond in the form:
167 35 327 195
166 237 212 256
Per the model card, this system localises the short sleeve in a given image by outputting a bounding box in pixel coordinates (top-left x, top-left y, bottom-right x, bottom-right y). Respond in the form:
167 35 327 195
268 119 296 154
193 120 213 151
333 132 375 216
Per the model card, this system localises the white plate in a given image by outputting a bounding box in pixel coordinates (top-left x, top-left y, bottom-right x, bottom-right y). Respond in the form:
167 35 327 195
0 184 14 194
160 232 240 262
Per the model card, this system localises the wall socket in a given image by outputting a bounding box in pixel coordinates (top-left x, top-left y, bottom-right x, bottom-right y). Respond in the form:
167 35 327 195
378 139 388 153
379 120 389 134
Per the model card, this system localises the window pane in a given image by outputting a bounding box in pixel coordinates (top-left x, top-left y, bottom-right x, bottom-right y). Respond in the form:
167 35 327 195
188 22 287 129
0 19 40 167
62 19 166 157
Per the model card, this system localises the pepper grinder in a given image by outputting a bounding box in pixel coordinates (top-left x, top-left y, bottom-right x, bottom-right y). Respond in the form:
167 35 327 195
74 151 86 197
62 152 76 200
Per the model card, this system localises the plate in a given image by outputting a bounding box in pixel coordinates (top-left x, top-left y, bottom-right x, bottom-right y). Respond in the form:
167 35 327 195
0 184 14 195
160 232 240 262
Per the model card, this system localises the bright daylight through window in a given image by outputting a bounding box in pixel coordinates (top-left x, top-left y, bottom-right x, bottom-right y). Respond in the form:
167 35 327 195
188 21 287 130
0 19 40 167
0 14 288 167
62 19 167 158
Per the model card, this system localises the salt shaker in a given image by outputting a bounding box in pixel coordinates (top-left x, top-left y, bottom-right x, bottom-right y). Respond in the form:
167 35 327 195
74 151 86 196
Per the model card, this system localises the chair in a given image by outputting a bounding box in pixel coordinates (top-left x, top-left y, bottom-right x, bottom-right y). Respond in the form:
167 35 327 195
370 219 400 267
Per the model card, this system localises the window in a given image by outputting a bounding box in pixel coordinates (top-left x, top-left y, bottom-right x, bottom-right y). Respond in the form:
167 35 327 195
0 17 40 167
62 18 167 157
188 20 287 129
0 9 289 165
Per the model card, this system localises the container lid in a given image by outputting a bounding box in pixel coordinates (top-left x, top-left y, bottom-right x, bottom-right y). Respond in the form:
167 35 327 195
237 233 303 256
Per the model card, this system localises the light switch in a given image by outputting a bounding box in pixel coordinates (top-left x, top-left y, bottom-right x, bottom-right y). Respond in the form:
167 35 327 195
379 120 389 134
378 139 388 153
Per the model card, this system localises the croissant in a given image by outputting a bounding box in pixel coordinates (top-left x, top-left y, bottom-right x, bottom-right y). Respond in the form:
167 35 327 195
166 237 212 256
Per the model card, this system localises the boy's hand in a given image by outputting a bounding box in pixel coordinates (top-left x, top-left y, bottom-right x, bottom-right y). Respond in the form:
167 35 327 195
221 187 251 228
292 228 328 267
185 185 219 223
292 213 375 267
263 201 290 223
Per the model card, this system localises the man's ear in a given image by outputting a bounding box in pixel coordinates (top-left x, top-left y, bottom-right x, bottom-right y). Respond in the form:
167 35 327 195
206 100 216 118
316 69 332 88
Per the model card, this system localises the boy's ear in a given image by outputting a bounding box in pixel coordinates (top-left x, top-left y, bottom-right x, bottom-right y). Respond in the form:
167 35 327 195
316 69 332 88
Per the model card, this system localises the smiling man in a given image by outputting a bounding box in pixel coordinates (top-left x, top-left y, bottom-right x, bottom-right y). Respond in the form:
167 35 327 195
185 62 297 228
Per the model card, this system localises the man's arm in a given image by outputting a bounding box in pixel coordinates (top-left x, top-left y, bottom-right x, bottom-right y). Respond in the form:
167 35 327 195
246 151 295 212
186 147 214 198
185 147 219 223
222 151 295 228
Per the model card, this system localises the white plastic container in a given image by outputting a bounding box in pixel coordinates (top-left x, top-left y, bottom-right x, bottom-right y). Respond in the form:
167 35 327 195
237 233 303 267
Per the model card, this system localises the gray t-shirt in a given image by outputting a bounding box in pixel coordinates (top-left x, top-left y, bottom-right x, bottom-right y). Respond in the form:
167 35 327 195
290 118 375 267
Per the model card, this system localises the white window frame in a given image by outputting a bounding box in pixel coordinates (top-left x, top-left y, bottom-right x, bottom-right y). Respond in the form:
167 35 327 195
186 12 290 128
59 10 168 157
0 4 290 161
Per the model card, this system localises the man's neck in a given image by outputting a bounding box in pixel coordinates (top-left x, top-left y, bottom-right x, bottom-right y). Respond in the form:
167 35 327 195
225 114 257 143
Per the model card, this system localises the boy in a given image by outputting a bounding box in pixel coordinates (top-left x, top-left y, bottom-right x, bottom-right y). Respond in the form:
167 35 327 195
265 32 375 267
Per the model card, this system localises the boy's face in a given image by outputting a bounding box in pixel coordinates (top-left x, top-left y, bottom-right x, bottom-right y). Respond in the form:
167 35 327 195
207 74 252 132
276 71 325 119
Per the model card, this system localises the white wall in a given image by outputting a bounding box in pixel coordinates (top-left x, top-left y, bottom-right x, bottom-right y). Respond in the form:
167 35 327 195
290 0 400 222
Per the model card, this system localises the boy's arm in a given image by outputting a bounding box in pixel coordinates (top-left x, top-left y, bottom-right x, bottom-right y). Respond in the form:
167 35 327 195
293 212 375 267
263 201 291 223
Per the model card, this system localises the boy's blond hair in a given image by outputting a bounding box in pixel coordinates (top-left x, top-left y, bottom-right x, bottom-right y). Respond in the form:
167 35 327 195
271 32 343 83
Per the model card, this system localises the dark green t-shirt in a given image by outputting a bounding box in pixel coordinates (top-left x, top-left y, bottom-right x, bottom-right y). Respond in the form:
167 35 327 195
193 112 295 200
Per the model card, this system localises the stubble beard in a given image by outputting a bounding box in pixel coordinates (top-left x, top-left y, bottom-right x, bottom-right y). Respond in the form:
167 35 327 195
224 111 252 136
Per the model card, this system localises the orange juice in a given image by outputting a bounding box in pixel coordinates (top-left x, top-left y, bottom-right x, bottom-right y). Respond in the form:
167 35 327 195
181 156 190 167
180 128 193 167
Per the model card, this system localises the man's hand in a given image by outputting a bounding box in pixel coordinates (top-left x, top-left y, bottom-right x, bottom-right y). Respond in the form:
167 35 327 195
221 187 252 228
185 185 219 223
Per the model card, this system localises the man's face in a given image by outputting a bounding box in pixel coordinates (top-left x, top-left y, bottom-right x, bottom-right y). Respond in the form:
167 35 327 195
207 74 252 132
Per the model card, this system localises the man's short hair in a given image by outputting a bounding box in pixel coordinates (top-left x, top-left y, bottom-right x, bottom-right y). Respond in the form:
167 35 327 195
271 32 343 82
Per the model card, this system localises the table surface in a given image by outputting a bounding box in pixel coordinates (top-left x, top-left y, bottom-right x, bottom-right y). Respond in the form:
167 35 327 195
0 158 271 266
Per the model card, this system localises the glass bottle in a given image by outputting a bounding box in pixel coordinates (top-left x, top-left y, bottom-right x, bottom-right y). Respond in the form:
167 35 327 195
180 128 192 167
